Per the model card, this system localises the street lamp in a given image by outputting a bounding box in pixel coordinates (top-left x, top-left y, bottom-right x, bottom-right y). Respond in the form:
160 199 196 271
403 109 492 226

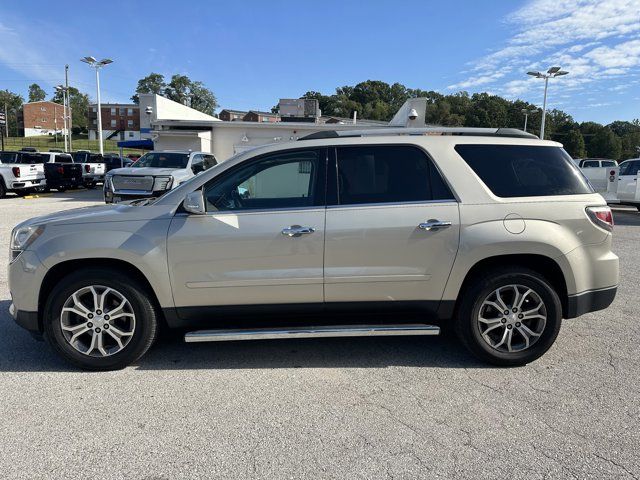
527 67 569 140
521 107 539 133
80 56 113 155
54 85 70 152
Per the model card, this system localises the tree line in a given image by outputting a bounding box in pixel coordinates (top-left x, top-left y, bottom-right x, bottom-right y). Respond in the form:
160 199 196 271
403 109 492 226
293 80 639 160
2 77 638 161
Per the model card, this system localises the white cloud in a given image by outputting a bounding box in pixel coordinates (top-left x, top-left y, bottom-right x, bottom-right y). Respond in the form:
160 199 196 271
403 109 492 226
448 0 640 103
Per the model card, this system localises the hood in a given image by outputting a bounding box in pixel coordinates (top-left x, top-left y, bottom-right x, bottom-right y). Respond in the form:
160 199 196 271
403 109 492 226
109 167 180 176
16 203 174 229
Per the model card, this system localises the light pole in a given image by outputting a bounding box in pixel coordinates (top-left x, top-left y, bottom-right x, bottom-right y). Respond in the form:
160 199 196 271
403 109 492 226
54 85 69 152
527 67 569 140
521 107 539 133
80 56 113 155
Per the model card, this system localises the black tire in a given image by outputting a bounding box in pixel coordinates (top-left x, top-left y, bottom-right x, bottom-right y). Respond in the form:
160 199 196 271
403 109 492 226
454 267 562 367
43 268 159 371
636 206 640 212
0 180 6 198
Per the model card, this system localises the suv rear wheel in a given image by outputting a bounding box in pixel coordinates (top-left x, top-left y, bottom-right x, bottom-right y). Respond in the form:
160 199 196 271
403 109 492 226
43 268 158 371
455 267 562 366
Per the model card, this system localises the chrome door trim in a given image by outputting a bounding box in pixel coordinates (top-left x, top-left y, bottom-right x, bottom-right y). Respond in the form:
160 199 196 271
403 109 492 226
326 199 458 210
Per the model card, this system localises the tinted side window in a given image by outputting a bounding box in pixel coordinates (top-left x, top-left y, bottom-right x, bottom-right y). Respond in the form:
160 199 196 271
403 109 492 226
455 145 593 197
203 155 217 170
335 146 453 205
204 150 322 212
21 153 44 164
582 160 599 168
601 161 616 167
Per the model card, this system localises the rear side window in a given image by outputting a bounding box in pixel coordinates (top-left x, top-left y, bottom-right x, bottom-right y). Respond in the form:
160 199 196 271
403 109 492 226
455 144 593 197
619 161 640 176
0 152 17 163
582 160 599 168
335 145 453 205
601 160 616 167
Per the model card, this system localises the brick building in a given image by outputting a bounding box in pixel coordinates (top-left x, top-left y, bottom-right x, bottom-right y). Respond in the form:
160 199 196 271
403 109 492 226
242 110 280 123
18 101 69 137
87 103 140 141
218 109 248 121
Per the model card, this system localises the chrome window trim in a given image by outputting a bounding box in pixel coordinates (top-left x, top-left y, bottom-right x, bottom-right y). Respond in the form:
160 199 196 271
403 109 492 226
176 205 326 217
327 199 458 210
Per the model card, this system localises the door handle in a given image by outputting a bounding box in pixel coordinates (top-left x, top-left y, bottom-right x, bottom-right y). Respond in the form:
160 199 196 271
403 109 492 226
282 225 315 237
418 220 452 231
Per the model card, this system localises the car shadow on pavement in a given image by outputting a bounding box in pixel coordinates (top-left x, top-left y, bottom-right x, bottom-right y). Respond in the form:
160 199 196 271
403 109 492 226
0 300 486 372
612 208 640 226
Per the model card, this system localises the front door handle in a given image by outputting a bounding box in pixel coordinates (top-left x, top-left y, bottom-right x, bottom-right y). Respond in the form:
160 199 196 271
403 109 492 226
282 225 315 237
418 220 452 231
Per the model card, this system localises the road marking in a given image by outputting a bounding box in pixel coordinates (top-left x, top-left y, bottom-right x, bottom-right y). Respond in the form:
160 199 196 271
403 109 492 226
23 193 53 199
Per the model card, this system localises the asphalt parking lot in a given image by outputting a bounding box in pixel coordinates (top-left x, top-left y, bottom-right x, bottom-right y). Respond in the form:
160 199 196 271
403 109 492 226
0 189 638 479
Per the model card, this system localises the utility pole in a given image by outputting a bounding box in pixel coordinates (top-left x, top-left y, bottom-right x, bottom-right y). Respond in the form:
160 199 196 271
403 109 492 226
65 64 73 152
527 67 569 140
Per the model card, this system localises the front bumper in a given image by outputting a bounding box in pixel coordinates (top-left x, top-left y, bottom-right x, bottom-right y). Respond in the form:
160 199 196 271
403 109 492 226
566 286 617 318
9 303 40 334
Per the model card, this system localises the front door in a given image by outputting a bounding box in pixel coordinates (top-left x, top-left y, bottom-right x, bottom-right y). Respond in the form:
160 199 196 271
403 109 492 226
324 145 460 306
617 160 640 202
167 148 327 313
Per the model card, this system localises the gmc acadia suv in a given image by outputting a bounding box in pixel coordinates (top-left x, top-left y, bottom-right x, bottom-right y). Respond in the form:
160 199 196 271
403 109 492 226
8 128 619 370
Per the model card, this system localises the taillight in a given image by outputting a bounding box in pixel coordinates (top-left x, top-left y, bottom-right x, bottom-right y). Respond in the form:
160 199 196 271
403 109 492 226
84 164 90 173
12 167 20 177
57 166 64 174
586 206 614 232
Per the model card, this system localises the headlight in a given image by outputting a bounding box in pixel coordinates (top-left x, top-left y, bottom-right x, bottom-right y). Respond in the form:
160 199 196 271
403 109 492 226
153 176 173 191
10 225 44 262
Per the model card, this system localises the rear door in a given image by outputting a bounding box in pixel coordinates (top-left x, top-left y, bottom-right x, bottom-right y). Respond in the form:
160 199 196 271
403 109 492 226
324 145 460 306
617 160 640 202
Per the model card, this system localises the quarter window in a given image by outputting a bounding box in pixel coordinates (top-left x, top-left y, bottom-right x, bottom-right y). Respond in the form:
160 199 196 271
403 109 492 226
204 150 321 212
335 145 453 205
455 144 593 197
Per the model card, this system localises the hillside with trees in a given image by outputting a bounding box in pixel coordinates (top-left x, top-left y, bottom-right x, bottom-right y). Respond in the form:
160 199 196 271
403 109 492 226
290 80 640 160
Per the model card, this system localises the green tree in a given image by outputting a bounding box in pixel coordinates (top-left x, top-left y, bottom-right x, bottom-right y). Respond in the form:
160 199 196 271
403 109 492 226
189 81 217 116
589 127 622 159
620 131 640 159
562 129 586 158
464 93 508 128
0 89 25 136
28 83 46 102
131 73 166 103
51 86 90 130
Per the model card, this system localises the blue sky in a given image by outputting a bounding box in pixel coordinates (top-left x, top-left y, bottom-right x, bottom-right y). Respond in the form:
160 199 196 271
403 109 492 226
0 0 638 124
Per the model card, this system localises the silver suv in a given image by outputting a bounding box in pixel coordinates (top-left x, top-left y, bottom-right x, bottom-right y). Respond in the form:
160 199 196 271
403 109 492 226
8 128 619 370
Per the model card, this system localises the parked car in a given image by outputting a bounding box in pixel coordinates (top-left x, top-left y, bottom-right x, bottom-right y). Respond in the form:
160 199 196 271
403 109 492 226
39 152 84 192
577 158 619 194
616 158 640 209
9 127 619 370
0 151 46 197
102 153 134 173
103 150 217 203
72 152 106 188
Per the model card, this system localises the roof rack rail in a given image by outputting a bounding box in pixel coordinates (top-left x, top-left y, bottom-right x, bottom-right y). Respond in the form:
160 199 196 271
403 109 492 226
299 127 538 141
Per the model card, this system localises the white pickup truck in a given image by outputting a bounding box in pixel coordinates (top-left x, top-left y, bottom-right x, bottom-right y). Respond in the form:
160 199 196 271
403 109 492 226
0 151 46 198
616 158 640 209
576 158 619 202
72 151 106 188
103 150 217 203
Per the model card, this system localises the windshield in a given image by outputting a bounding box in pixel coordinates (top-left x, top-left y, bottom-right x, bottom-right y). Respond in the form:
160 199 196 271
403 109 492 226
73 152 90 163
132 152 189 169
20 153 45 164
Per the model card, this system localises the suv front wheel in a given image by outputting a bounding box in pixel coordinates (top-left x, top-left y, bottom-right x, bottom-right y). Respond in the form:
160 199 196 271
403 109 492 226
455 267 562 366
43 268 158 371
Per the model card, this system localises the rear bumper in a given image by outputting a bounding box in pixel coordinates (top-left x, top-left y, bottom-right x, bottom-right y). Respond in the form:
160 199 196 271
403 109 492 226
566 286 617 318
10 179 45 190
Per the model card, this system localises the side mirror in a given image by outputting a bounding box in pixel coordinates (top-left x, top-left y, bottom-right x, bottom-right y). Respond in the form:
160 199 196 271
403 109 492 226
183 190 206 215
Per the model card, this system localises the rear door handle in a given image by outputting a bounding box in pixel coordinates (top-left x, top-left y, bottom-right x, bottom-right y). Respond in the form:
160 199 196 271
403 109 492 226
282 225 315 237
418 220 452 231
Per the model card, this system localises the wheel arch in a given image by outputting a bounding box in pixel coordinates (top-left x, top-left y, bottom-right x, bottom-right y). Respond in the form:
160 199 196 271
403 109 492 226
443 254 570 319
37 258 166 333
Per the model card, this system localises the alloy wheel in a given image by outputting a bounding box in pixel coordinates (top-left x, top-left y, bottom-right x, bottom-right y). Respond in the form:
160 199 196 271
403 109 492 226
60 285 136 357
477 284 547 353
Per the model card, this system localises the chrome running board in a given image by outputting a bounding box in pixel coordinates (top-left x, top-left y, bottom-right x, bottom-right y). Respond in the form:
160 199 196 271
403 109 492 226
184 324 440 343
